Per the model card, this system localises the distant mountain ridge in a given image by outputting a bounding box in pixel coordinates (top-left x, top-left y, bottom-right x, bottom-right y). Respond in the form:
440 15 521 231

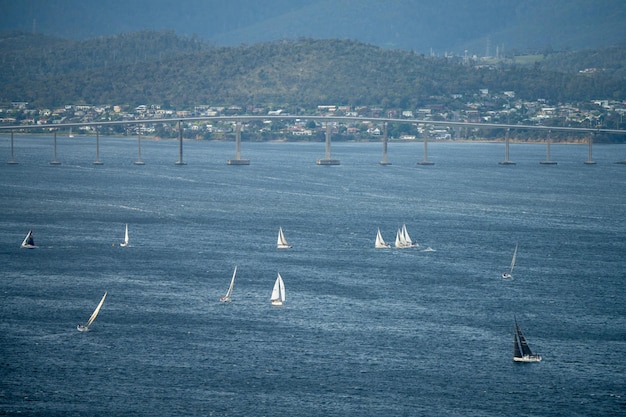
1 0 625 54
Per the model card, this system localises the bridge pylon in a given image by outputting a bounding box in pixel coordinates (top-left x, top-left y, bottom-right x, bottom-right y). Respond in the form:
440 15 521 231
379 122 391 165
93 130 103 165
317 123 340 165
540 130 557 165
50 131 61 165
134 130 145 165
175 121 186 165
417 131 435 165
498 129 516 165
584 133 596 165
227 122 250 165
7 131 18 165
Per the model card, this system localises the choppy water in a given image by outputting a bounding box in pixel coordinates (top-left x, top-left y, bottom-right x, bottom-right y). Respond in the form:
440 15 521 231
1 136 625 416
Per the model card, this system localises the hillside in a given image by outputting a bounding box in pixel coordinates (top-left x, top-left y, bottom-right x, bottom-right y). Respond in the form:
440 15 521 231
1 0 625 54
0 32 625 110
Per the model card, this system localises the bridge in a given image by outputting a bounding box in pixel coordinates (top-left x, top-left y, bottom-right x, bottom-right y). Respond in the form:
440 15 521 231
2 115 625 166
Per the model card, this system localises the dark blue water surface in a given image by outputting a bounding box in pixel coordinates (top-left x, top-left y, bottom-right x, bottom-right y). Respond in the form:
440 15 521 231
1 135 625 416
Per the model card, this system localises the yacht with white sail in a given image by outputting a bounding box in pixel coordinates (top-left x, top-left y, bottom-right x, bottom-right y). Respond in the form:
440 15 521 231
513 318 542 362
270 273 286 306
277 226 292 249
220 266 237 302
77 292 107 332
502 243 518 279
20 229 36 249
394 224 418 248
120 224 129 247
375 228 390 248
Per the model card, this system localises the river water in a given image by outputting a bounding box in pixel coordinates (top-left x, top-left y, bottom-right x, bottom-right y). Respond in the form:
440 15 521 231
1 136 625 416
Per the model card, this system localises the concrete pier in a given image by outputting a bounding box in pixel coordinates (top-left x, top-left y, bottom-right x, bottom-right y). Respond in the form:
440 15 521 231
227 122 250 165
317 123 340 165
93 131 103 165
379 122 391 165
498 129 516 165
7 131 18 164
584 133 596 165
134 131 145 165
50 131 61 165
175 121 186 165
417 132 435 165
540 131 557 165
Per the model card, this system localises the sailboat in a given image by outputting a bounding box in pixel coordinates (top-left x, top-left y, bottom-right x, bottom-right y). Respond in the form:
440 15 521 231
220 266 237 302
277 226 292 249
375 228 390 248
502 243 518 279
394 224 417 248
20 229 36 249
270 273 286 306
77 292 107 332
120 224 129 247
513 318 542 362
69 127 74 138
402 224 418 247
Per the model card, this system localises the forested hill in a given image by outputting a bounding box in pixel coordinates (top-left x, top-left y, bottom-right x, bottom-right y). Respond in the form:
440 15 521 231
2 0 625 53
1 31 625 109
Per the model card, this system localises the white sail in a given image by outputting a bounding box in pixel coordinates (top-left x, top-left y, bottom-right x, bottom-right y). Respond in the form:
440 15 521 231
277 226 292 249
402 224 418 247
510 244 518 273
21 229 36 249
395 225 416 248
77 291 107 332
270 273 286 306
394 228 404 248
120 224 129 247
220 266 237 302
502 243 518 279
375 228 390 248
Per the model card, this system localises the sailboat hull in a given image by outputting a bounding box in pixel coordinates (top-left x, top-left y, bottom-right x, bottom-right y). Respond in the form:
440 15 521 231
514 355 542 362
77 324 89 332
271 299 283 306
